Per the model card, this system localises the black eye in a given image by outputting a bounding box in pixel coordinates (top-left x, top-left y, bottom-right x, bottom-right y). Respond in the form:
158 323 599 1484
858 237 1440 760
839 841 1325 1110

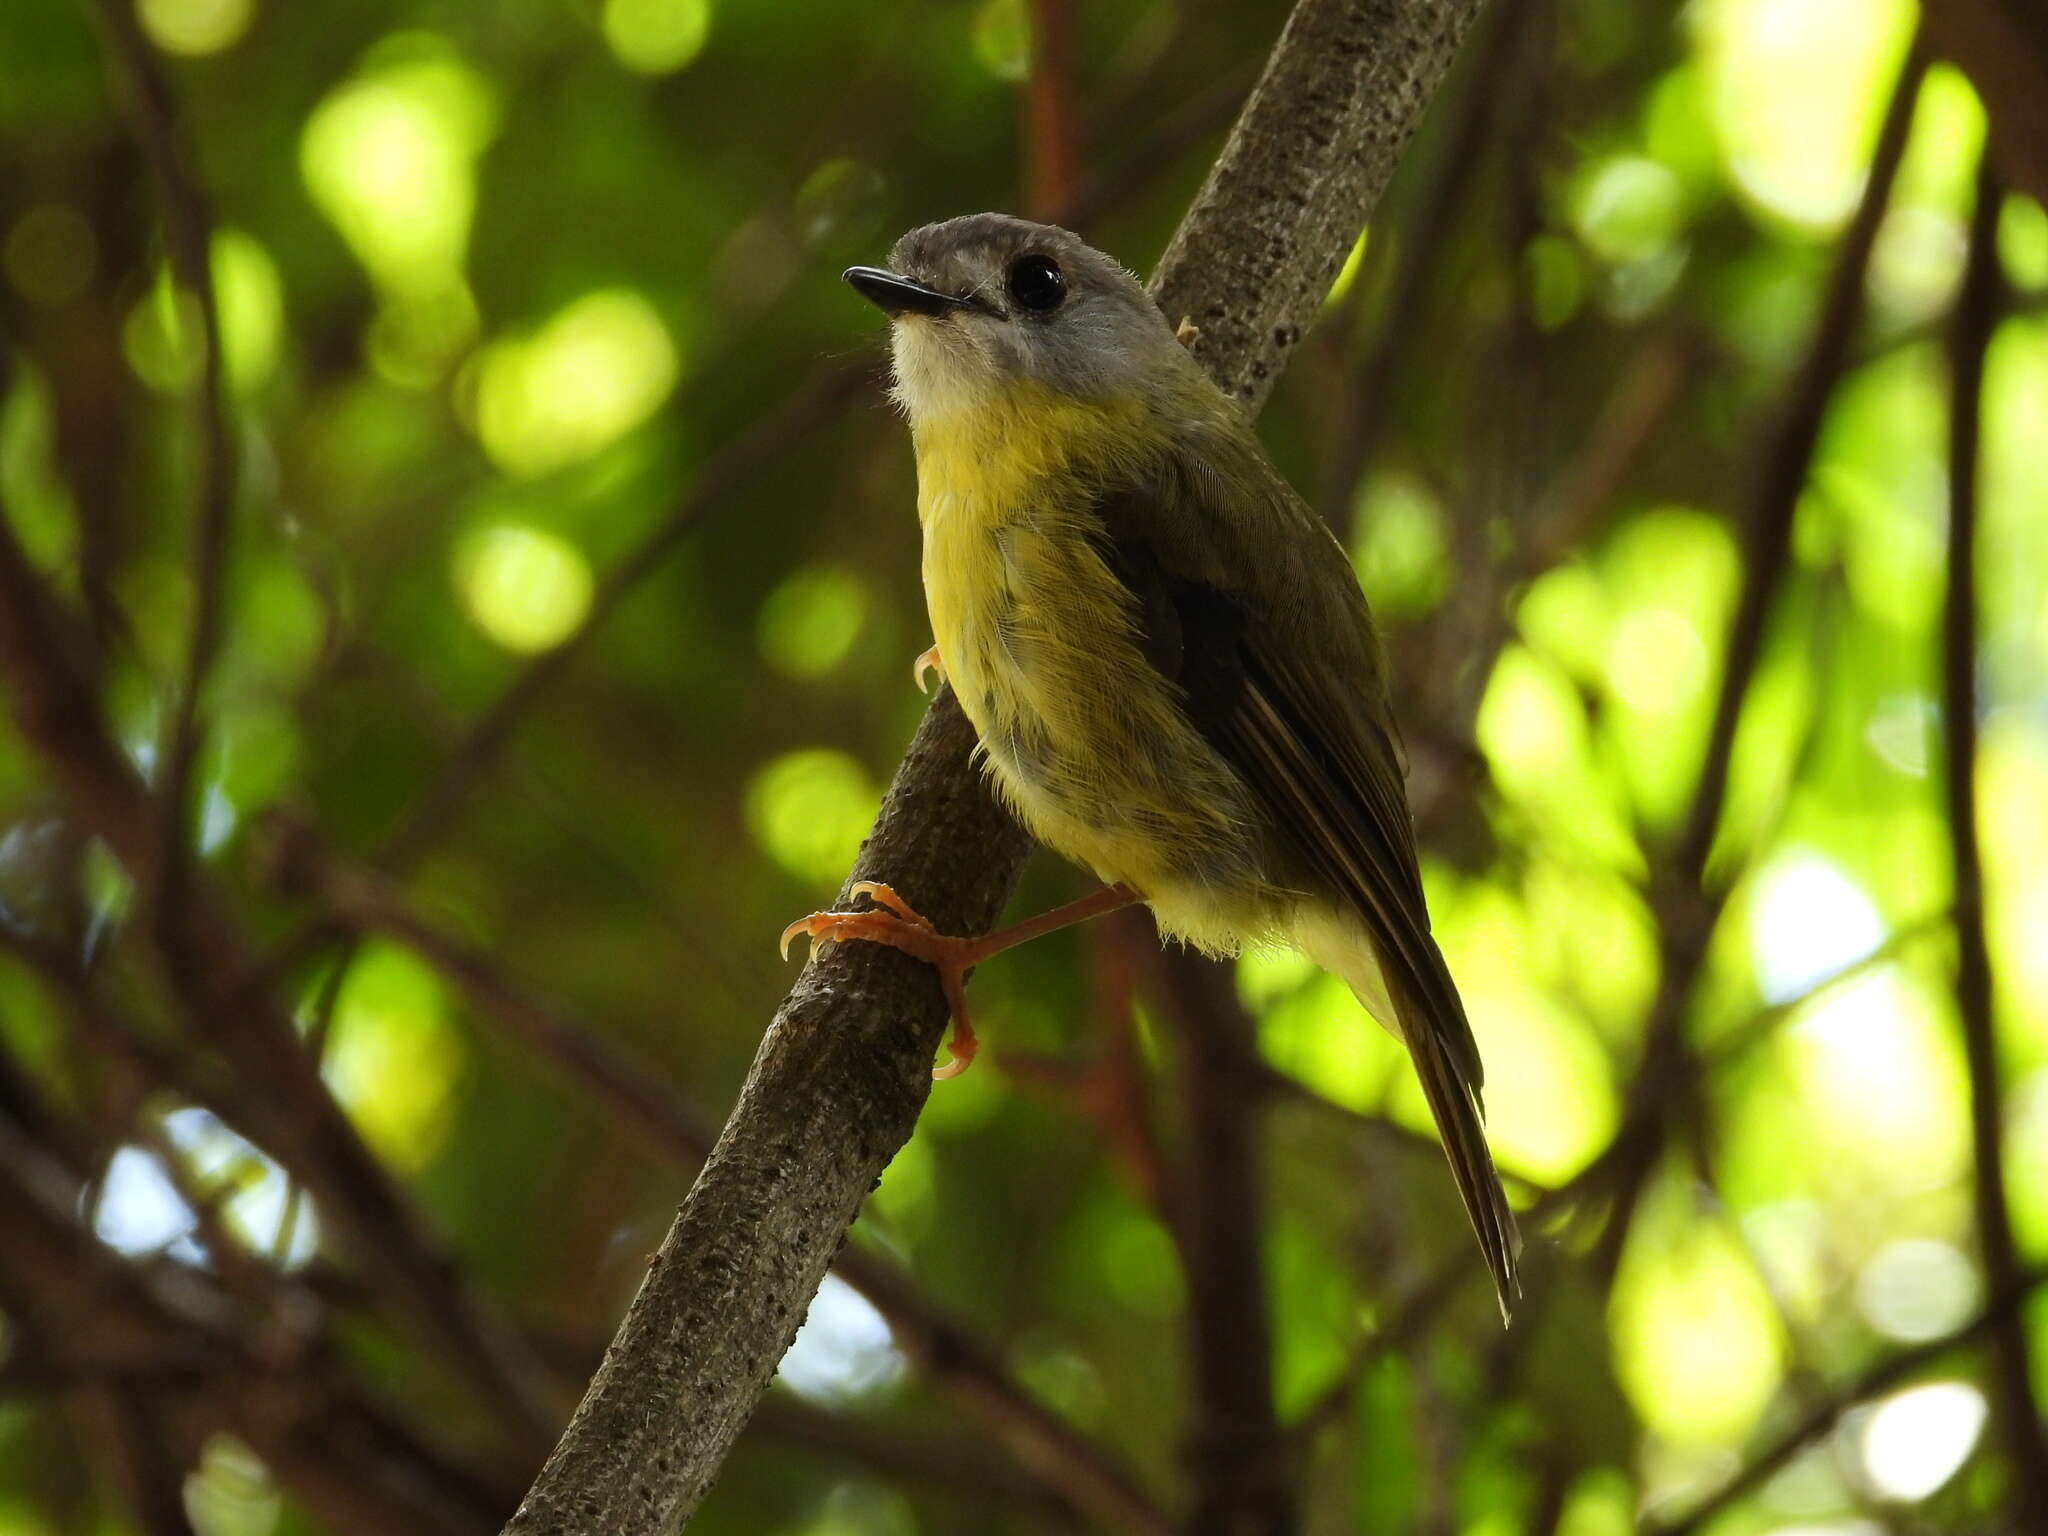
1006 254 1066 313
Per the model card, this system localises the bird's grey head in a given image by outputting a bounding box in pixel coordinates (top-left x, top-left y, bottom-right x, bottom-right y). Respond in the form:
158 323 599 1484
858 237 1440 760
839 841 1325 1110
843 213 1191 422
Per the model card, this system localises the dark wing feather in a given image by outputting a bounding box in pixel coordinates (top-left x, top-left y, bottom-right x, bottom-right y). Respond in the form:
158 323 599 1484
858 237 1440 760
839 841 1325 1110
1096 476 1521 1317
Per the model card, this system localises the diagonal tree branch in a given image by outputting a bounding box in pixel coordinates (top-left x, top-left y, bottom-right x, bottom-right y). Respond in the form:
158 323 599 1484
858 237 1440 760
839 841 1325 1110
1648 1264 2048 1536
1942 157 2048 1527
264 817 1172 1532
500 1 1490 1530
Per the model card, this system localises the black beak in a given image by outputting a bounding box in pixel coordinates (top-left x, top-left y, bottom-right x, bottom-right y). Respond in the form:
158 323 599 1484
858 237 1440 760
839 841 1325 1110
843 266 982 319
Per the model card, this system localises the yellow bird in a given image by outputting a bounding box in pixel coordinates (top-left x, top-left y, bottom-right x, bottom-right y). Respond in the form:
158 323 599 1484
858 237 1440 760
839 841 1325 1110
784 213 1520 1316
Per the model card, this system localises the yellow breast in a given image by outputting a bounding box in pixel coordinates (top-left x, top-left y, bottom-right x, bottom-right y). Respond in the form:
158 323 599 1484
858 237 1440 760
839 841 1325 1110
907 381 1277 949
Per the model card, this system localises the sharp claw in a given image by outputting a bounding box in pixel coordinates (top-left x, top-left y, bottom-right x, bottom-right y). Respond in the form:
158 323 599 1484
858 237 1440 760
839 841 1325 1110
780 918 812 962
912 645 943 695
931 1052 970 1081
848 880 931 928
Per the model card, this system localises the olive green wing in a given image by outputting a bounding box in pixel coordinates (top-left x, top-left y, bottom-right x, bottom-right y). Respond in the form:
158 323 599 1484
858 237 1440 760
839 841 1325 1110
1093 460 1521 1317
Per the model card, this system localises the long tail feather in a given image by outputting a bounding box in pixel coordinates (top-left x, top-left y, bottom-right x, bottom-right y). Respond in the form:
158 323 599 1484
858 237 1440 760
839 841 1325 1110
1391 980 1521 1321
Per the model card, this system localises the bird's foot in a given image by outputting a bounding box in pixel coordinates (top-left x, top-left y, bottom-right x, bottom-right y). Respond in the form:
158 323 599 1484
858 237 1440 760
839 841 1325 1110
912 644 945 694
781 880 981 1078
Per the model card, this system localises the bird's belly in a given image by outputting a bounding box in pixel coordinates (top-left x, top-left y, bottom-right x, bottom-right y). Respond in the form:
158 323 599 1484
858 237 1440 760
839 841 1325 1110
924 515 1281 951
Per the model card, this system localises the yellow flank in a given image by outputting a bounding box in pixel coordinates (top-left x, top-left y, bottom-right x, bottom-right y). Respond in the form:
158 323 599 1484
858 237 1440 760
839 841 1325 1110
907 377 1291 955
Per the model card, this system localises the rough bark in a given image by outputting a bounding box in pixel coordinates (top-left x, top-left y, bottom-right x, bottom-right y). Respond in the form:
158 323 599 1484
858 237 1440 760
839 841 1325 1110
500 1 1489 1530
1154 0 1485 412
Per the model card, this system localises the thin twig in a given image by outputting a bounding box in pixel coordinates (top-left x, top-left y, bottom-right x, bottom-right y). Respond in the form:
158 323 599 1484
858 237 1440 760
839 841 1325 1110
0 1111 513 1536
1648 1264 2048 1536
1588 44 1929 1283
1313 0 1523 541
81 0 239 920
1942 155 2048 1524
1056 64 1258 235
380 364 863 872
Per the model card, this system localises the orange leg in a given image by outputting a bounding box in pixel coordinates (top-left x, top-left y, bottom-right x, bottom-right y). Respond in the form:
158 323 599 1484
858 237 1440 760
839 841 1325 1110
912 644 945 695
781 880 1141 1079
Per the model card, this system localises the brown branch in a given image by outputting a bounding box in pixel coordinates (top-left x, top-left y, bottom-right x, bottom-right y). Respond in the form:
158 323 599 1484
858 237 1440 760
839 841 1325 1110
64 1386 199 1536
1921 0 2048 209
81 0 239 917
1648 1264 2048 1536
499 1 1490 1530
1587 44 1928 1284
0 1107 515 1536
1521 323 1702 569
1024 0 1081 220
1150 0 1487 414
1056 64 1259 235
262 818 1170 1533
827 1249 1171 1534
1943 157 2048 1524
1155 945 1293 1535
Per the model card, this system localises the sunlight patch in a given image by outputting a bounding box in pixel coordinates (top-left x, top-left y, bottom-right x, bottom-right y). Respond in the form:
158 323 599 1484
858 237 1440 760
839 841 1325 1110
472 290 679 476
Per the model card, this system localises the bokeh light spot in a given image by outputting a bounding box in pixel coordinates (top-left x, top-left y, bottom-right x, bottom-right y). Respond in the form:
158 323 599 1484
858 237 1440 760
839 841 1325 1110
1613 1215 1785 1445
777 1275 905 1403
121 231 283 398
1693 0 1913 231
1603 606 1707 716
454 523 594 654
124 275 202 394
213 228 285 392
1478 645 1585 792
1575 155 1685 264
301 38 496 295
139 0 254 55
1852 1382 1985 1501
183 1436 281 1536
91 1145 197 1258
1460 984 1616 1182
758 565 870 680
1748 850 1884 1004
1786 967 1967 1178
1868 206 1966 324
747 749 879 887
2001 197 2048 288
472 289 679 476
602 0 711 75
972 0 1030 81
322 945 463 1172
1854 1238 1978 1343
1351 473 1447 618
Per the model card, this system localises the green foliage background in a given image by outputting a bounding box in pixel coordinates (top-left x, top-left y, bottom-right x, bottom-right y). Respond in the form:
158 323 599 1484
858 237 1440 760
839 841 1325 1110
1 0 2045 1531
